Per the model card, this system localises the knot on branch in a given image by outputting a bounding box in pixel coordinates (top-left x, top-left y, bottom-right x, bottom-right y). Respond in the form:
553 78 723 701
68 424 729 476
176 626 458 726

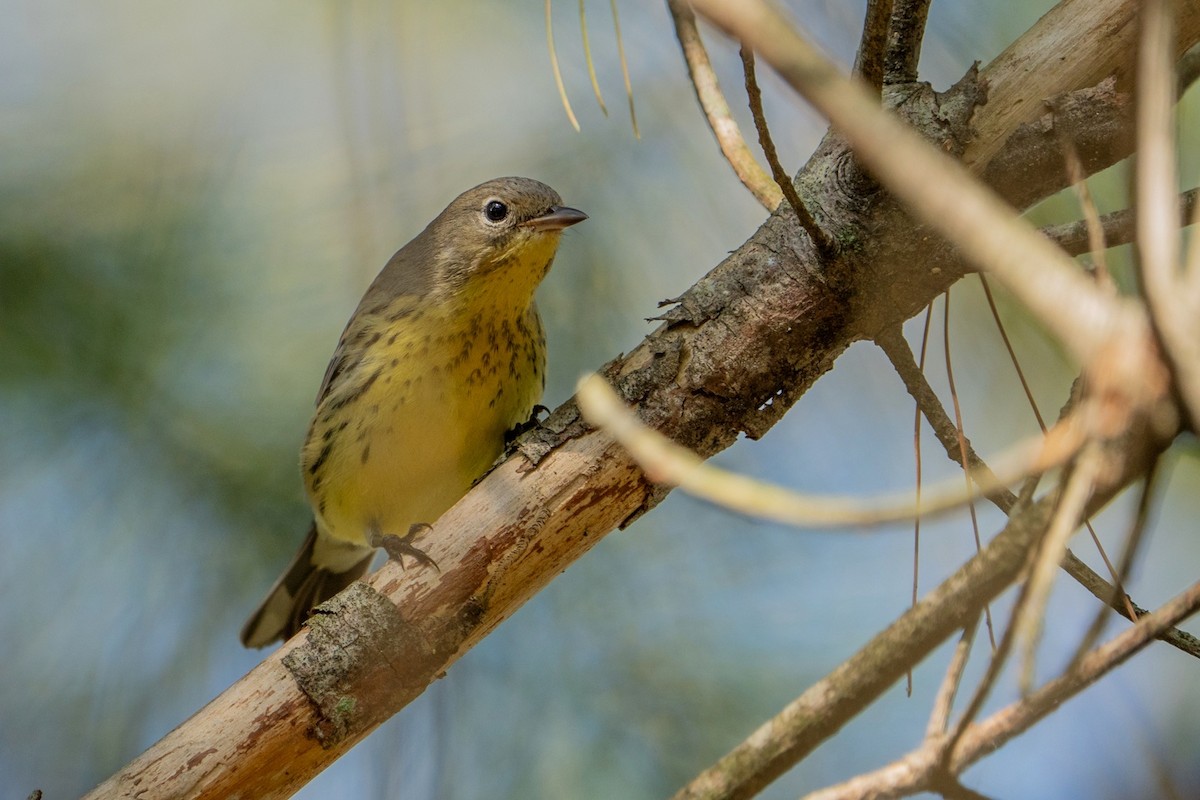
282 583 442 747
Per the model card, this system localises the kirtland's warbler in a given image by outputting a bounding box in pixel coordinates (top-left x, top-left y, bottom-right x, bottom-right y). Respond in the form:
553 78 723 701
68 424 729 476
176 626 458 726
241 177 587 648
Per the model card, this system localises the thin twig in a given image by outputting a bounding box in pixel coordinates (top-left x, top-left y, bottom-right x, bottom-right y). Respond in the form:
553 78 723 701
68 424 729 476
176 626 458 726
739 47 833 255
673 489 1063 800
943 290 996 648
1043 188 1200 257
1137 0 1200 430
926 615 981 737
977 276 1047 431
979 278 1135 620
908 307 934 697
875 326 1014 509
667 0 780 209
1072 460 1160 662
1058 137 1114 288
1063 549 1200 658
877 328 1200 661
952 576 1200 771
853 0 893 96
577 374 1084 528
1018 444 1101 694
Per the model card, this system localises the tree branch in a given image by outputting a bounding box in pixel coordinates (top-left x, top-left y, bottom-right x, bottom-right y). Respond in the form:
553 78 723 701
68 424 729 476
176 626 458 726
965 0 1200 172
693 0 1141 367
883 0 931 84
853 0 894 94
1043 187 1200 256
739 47 833 255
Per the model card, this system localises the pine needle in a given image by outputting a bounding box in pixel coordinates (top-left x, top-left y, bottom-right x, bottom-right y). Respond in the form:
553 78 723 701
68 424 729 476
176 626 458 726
547 0 581 131
610 0 640 138
580 0 608 115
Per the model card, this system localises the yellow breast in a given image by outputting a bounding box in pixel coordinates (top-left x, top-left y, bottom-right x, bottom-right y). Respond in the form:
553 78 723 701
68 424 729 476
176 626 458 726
301 245 554 548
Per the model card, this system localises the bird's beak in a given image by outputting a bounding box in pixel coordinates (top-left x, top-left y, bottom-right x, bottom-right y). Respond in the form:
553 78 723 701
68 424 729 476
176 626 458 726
522 205 588 232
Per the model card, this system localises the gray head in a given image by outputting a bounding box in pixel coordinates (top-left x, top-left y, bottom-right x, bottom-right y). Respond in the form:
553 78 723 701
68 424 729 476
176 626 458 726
371 177 587 300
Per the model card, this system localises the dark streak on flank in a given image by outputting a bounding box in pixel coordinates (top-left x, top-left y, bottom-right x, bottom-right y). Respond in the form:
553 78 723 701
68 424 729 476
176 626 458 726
308 441 333 476
326 366 384 412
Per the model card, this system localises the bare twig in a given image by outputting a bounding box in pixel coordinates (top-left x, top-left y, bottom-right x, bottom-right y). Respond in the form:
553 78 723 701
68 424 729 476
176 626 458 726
577 374 1084 528
876 326 1014 509
952 576 1200 771
739 47 833 254
1063 549 1200 658
1137 0 1200 430
1017 443 1101 693
926 616 981 737
978 278 1135 620
943 291 997 648
1059 138 1114 288
854 0 894 95
977 276 1048 430
672 449 1161 800
878 328 1199 661
883 0 932 84
1042 187 1199 256
908 307 934 697
667 0 781 209
1072 461 1160 661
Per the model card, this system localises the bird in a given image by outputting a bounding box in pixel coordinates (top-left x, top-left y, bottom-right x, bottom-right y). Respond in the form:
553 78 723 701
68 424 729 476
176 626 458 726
241 176 587 647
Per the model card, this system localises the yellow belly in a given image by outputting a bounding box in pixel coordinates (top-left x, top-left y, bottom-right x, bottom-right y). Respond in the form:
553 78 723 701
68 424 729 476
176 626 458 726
302 302 545 549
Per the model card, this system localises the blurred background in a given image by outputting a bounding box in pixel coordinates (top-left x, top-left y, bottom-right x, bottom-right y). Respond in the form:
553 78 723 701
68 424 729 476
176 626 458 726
2 1 1198 798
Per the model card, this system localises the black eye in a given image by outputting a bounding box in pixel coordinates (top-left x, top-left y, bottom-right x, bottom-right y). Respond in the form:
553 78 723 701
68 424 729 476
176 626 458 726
484 200 509 222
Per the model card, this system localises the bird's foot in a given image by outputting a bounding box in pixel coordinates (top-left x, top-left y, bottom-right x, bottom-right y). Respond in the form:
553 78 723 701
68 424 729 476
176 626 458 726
371 523 440 573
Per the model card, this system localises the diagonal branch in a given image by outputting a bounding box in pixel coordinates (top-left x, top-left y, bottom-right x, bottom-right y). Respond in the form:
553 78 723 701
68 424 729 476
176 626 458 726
739 47 834 254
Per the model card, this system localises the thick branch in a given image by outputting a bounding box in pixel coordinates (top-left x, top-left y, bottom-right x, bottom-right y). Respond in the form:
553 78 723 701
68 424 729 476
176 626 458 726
965 0 1200 172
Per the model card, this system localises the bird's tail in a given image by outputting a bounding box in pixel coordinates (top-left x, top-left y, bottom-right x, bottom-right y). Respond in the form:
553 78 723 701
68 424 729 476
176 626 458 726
240 522 373 648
